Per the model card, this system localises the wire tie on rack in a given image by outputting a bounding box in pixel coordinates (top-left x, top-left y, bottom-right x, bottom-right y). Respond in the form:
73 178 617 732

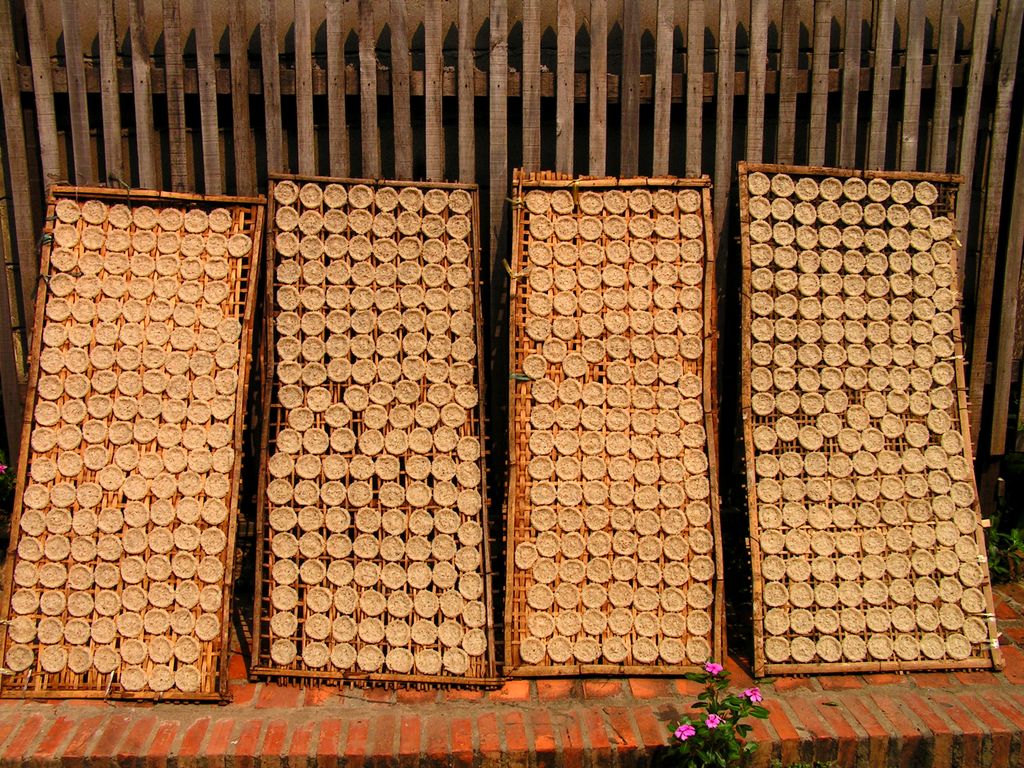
0 668 12 676
510 372 531 382
989 638 1000 649
507 196 524 209
38 234 52 247
105 671 115 697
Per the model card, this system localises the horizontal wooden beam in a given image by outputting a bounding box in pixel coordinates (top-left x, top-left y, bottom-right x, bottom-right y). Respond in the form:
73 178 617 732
18 60 975 103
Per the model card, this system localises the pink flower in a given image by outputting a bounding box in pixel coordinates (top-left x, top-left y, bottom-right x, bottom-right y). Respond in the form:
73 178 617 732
0 464 7 473
743 687 763 703
704 661 724 676
705 714 722 729
674 723 696 741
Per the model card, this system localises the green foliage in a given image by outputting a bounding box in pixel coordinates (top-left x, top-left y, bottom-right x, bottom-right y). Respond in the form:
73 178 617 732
662 662 770 768
987 527 1024 583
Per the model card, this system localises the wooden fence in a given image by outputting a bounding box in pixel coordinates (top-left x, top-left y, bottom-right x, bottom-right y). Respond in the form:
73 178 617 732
0 0 1023 517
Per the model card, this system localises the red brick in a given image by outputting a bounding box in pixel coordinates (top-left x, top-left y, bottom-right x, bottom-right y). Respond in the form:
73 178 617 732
230 683 260 706
767 702 804 766
870 693 929 767
450 717 473 768
841 697 890 768
489 680 531 702
204 719 236 758
771 676 817 693
89 716 133 764
263 719 290 762
818 675 863 690
860 673 906 687
117 715 157 766
60 716 106 768
304 687 337 707
369 714 397 762
501 711 529 767
787 698 837 765
4 714 44 762
344 720 369 768
31 716 75 766
287 722 315 766
627 679 671 699
902 693 955 768
745 715 780 768
724 656 756 688
537 679 576 700
953 670 1000 687
145 722 178 768
632 706 668 749
233 719 265 768
557 711 586 768
529 709 557 756
477 713 501 762
396 688 436 704
959 693 1015 767
316 719 345 768
995 593 1019 620
1000 623 1024 646
397 715 421 766
176 718 211 765
228 652 248 682
423 715 449 761
975 694 1024 763
671 678 702 697
603 705 641 758
360 688 394 704
583 680 622 699
257 684 303 709
912 673 957 689
814 701 860 768
1000 644 1024 685
442 688 485 702
581 707 611 752
998 582 1024 607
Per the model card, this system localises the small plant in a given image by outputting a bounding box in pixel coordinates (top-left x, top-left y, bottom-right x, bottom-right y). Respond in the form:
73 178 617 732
663 661 769 767
0 449 13 502
987 527 1024 583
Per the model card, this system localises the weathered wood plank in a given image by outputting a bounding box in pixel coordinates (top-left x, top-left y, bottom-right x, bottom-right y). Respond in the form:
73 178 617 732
23 0 60 188
0 0 38 329
489 0 508 323
991 113 1024 454
968 0 1022 451
685 0 704 175
357 0 381 177
260 0 284 173
866 0 896 169
713 0 735 245
955 0 995 280
96 0 124 183
60 0 94 183
195 0 223 192
457 0 475 181
294 0 315 175
652 0 673 175
162 0 188 191
128 0 157 187
557 0 576 174
776 0 801 164
229 0 256 194
588 0 607 175
0 143 25 452
899 0 926 170
522 0 541 171
746 0 769 163
326 0 350 177
838 0 861 166
808 0 831 166
390 0 413 179
425 0 444 180
929 0 957 172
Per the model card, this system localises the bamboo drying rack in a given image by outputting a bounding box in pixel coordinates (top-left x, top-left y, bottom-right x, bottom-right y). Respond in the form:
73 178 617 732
738 162 1002 677
250 173 498 688
0 185 264 700
504 170 724 677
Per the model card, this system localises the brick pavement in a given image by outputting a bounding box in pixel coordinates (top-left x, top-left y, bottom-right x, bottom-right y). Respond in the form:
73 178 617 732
0 584 1024 766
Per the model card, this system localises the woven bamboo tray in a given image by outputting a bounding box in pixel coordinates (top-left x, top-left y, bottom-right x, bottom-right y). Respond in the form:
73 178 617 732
0 186 264 700
504 170 724 676
251 174 497 687
739 162 1002 677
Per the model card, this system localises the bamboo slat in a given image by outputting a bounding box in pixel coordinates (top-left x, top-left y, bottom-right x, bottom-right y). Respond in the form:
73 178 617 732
128 0 157 188
866 0 896 169
739 162 1000 677
685 0 704 176
488 0 508 331
838 0 863 167
651 0 673 176
967 0 1024 451
588 0 608 176
229 0 256 195
425 0 444 181
557 0 576 175
24 0 59 188
96 0 124 184
746 0 769 164
162 0 188 192
457 0 475 181
928 0 958 173
713 0 735 247
620 0 640 176
899 0 926 171
196 0 224 193
294 0 315 177
59 0 94 184
808 0 831 167
326 0 350 178
776 0 801 164
260 0 285 174
357 0 381 178
390 0 413 180
522 0 541 173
